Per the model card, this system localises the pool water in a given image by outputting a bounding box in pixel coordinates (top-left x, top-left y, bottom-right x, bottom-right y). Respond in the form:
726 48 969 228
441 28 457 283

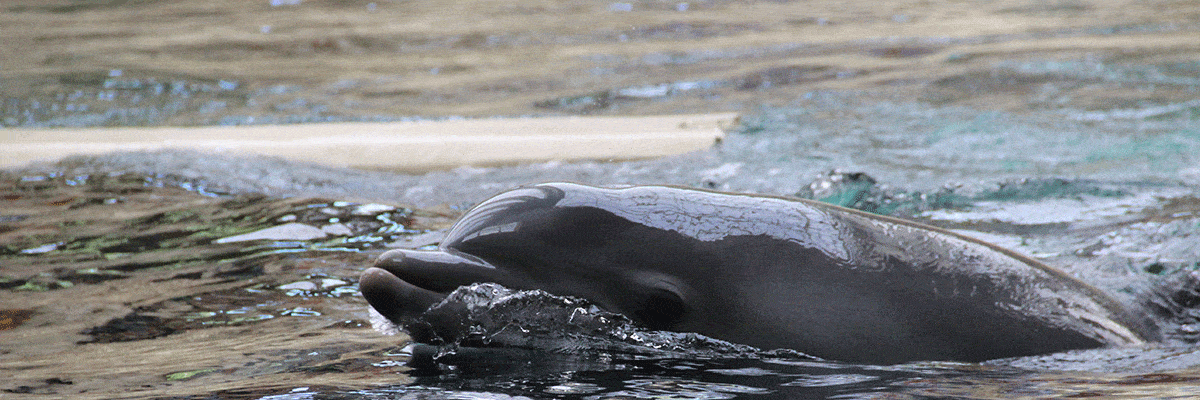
4 1 1200 398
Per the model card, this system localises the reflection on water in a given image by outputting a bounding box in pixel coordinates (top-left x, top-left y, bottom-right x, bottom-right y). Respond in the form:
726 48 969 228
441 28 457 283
301 354 1200 399
5 91 1200 397
396 357 994 400
0 171 420 397
4 0 1200 398
5 163 1200 398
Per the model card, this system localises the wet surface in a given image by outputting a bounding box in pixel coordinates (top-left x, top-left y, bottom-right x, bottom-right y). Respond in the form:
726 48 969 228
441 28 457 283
0 172 437 397
4 0 1200 398
4 158 1200 398
4 0 1200 125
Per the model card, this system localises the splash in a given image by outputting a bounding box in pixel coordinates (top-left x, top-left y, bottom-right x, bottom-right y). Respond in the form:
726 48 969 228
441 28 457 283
383 283 807 363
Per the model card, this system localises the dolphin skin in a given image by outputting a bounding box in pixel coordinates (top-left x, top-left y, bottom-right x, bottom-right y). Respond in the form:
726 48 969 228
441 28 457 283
360 183 1157 364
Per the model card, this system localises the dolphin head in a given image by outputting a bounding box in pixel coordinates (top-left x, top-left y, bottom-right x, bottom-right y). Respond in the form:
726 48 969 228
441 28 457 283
360 183 701 335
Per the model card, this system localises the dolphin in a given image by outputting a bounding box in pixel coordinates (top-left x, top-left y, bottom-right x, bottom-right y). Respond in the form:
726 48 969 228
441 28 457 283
360 182 1158 364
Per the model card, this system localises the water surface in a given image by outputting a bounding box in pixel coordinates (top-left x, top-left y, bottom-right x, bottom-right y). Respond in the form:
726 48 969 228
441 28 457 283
4 0 1200 398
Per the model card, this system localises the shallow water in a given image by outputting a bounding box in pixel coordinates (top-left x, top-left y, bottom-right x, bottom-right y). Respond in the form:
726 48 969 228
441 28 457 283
5 0 1200 398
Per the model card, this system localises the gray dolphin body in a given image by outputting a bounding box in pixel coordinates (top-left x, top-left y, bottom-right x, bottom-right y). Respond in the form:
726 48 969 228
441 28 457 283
360 182 1158 364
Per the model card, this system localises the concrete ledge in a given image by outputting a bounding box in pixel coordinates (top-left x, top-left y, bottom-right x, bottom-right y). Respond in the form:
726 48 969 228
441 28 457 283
1 113 737 171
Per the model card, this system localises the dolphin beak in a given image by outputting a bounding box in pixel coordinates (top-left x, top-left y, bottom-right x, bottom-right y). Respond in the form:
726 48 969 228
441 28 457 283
361 249 512 324
359 267 447 321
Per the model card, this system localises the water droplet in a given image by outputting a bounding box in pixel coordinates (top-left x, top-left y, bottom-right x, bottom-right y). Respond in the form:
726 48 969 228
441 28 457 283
21 243 60 254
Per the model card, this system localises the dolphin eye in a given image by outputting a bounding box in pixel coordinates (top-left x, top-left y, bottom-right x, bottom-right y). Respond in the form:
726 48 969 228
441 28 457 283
632 287 688 330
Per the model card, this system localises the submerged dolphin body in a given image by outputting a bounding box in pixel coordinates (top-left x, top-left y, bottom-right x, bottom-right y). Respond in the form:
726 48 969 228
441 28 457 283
360 183 1157 364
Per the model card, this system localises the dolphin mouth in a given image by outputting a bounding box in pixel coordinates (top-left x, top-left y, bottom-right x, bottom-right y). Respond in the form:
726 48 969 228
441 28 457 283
360 249 509 324
359 267 447 319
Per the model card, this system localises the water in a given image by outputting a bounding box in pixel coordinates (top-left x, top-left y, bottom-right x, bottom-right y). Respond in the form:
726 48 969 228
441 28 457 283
363 356 1022 400
5 1 1200 397
4 99 1200 397
6 92 1200 398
